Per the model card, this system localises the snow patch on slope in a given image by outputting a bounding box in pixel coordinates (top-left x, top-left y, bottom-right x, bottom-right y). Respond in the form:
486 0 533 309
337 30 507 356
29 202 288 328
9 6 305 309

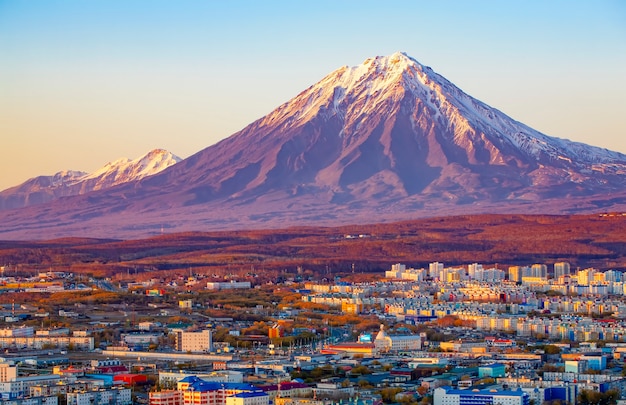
79 149 182 190
0 149 182 209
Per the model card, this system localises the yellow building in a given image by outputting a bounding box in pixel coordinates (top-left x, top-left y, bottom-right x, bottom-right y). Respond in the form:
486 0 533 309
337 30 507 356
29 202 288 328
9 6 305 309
320 342 377 357
341 301 363 314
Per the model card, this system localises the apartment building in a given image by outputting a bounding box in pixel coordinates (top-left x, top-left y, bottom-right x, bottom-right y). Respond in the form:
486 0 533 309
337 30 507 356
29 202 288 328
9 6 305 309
175 330 212 353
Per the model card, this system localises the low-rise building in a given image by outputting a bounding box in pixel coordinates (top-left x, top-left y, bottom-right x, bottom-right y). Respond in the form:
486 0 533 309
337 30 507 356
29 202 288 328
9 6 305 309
433 386 529 405
206 282 251 291
66 387 131 405
225 391 269 405
478 363 506 378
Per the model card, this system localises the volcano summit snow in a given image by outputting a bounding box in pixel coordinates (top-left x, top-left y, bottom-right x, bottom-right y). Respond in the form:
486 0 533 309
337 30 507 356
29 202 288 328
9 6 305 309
1 52 625 239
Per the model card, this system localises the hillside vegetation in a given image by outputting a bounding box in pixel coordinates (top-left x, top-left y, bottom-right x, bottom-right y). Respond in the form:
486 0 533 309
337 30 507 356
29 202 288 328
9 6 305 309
0 214 624 280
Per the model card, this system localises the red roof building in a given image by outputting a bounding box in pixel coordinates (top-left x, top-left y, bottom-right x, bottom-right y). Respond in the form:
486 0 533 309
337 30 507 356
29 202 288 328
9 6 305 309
114 373 148 385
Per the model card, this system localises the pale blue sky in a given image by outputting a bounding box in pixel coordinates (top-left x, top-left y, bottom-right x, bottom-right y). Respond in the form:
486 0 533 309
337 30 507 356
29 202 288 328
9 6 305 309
1 0 625 190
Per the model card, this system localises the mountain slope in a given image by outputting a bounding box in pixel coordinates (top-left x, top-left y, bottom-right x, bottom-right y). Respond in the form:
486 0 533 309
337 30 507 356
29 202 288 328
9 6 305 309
0 52 625 239
154 52 625 205
0 149 181 210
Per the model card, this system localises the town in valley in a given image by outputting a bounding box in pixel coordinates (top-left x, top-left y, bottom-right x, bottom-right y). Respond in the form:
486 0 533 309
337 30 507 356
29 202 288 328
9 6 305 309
0 253 625 405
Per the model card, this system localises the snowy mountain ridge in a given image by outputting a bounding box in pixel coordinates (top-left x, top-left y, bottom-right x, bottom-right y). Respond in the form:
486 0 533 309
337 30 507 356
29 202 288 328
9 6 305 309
78 148 182 191
0 149 181 210
49 170 89 188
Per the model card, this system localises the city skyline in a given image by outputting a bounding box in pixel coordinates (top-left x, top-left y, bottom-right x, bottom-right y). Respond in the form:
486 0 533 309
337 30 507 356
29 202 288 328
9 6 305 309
1 0 625 191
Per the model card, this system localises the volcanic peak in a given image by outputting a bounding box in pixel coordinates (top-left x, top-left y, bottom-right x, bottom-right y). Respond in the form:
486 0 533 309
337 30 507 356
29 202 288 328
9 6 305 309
1 52 625 239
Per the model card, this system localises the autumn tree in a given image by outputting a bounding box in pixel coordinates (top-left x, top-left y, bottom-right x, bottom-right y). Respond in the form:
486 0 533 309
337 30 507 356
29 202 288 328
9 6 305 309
379 388 403 403
577 389 619 405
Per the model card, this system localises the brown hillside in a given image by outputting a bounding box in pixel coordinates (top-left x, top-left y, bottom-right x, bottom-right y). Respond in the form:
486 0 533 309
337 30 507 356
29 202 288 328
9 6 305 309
0 214 624 279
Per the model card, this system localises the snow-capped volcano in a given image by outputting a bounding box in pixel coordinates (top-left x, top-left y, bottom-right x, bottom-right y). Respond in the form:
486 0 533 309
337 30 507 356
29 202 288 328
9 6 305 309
266 51 625 179
0 149 181 210
180 51 625 203
0 53 625 239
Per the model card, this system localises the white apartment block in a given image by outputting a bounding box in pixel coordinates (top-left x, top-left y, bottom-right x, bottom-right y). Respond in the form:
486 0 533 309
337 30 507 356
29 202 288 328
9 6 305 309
0 336 93 351
66 387 131 405
206 281 251 291
530 264 547 278
0 327 35 337
385 263 406 278
554 262 570 279
0 396 58 405
429 262 444 279
176 330 212 353
0 365 61 399
434 387 529 405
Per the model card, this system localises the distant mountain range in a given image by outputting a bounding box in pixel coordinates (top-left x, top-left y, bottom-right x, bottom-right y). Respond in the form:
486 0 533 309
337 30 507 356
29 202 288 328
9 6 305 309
0 149 181 210
1 52 625 240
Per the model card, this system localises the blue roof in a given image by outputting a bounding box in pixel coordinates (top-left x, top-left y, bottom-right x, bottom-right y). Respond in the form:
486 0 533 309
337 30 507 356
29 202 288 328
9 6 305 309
84 374 114 384
231 392 267 398
187 379 258 393
180 376 202 383
441 387 526 397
